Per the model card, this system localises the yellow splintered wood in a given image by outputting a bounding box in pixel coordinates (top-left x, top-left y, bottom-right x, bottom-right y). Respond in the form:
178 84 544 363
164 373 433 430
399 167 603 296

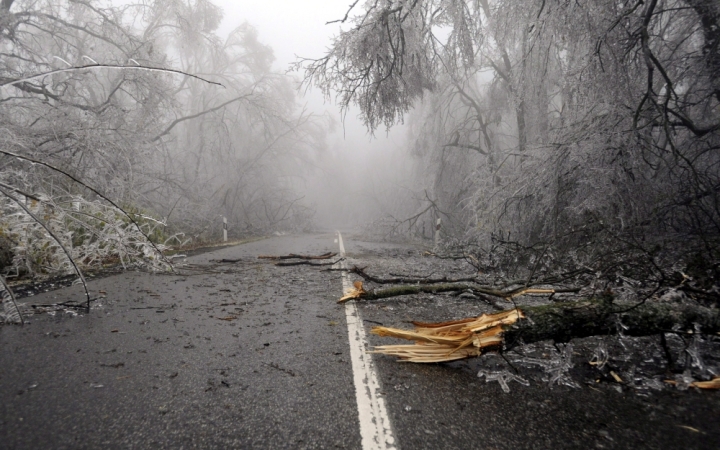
371 327 469 345
339 280 366 302
370 309 524 363
691 377 720 389
666 376 720 390
370 345 481 363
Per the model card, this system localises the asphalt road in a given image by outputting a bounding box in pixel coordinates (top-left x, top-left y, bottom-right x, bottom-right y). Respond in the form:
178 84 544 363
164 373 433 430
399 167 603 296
1 233 718 449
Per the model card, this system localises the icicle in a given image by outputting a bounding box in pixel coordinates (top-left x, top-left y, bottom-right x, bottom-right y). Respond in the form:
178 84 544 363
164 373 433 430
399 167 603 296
478 370 529 393
520 343 579 388
615 316 630 350
686 330 705 371
589 341 609 369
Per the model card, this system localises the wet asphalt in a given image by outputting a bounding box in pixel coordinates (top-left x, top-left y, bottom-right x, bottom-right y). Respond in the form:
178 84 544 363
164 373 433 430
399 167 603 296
1 234 357 449
1 233 719 449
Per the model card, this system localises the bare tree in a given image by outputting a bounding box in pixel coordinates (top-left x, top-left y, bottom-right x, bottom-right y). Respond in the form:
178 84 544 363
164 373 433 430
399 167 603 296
0 0 325 321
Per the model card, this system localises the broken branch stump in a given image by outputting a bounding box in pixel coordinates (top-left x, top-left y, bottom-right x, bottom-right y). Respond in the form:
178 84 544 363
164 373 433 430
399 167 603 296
371 299 720 363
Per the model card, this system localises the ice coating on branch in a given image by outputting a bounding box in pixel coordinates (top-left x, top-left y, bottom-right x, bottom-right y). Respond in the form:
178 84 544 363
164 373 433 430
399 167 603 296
0 277 23 324
589 341 608 369
477 370 529 393
686 323 709 374
674 369 694 391
520 343 580 388
615 316 630 350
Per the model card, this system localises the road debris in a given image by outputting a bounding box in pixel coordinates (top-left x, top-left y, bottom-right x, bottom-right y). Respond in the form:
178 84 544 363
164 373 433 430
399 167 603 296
339 281 366 302
370 309 524 362
336 280 578 303
478 370 530 393
665 376 720 390
263 361 296 377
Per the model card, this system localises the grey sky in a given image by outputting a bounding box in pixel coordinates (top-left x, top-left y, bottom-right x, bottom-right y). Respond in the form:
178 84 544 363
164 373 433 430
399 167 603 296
211 0 407 152
214 1 347 70
210 1 409 227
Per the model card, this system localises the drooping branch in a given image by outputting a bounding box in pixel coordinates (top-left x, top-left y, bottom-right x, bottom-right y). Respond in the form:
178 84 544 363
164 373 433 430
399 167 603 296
0 274 23 325
151 92 253 142
0 64 224 89
0 149 170 269
0 187 91 312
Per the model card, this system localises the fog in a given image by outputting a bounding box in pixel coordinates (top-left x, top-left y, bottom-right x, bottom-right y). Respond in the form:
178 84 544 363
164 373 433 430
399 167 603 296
207 0 411 230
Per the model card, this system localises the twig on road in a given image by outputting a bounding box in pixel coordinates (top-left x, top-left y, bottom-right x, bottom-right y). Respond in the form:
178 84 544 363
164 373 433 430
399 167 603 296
262 362 296 377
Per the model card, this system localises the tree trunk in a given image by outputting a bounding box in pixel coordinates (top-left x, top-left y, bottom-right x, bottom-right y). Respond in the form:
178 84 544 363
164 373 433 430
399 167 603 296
502 299 719 350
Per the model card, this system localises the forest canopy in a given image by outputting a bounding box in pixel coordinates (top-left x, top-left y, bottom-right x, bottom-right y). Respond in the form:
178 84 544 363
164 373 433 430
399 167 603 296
301 0 720 286
0 0 323 283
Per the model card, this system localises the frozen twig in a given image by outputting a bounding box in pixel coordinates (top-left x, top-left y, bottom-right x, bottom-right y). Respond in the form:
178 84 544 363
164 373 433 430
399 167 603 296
477 370 529 393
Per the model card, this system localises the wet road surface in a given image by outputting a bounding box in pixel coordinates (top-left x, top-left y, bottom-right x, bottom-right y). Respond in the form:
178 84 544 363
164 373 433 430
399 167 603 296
1 234 358 449
1 233 719 449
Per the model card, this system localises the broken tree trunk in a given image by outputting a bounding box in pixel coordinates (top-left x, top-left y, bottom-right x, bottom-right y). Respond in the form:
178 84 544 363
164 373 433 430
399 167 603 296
501 299 719 348
371 299 720 363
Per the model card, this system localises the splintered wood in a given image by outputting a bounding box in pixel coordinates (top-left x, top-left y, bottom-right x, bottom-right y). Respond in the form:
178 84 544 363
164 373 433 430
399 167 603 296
370 309 524 363
665 376 720 390
339 281 366 302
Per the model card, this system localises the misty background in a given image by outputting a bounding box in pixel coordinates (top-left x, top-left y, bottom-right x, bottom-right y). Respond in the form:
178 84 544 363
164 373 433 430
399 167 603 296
211 0 411 231
0 0 718 285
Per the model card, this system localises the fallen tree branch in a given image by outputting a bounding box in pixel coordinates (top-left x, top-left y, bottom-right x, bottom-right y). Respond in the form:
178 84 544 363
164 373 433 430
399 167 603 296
258 252 337 260
422 251 473 261
337 281 580 303
370 299 720 363
349 266 478 284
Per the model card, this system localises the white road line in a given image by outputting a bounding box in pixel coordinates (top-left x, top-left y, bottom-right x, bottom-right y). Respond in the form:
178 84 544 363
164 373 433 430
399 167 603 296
337 231 396 450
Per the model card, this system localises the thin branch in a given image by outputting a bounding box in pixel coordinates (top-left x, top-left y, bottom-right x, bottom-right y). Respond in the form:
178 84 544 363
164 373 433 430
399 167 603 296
0 187 91 312
0 149 170 268
151 92 252 141
0 64 224 89
0 275 24 325
326 0 362 24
